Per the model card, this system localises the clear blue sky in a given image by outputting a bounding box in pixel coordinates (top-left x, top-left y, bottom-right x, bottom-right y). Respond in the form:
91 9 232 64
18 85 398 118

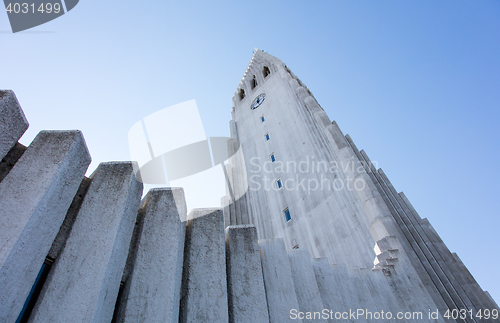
1 1 499 303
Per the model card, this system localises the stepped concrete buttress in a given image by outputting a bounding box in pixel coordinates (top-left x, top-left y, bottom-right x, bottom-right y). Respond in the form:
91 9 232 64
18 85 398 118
114 187 187 323
259 238 302 323
179 208 228 323
0 90 28 161
226 224 270 323
0 130 90 322
28 162 143 323
288 249 327 323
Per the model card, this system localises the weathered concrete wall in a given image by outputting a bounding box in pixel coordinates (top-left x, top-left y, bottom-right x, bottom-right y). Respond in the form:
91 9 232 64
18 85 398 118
288 249 326 323
28 162 142 323
47 177 92 260
0 142 26 183
259 238 302 323
179 208 228 323
3 53 499 322
312 258 347 317
0 90 29 161
0 130 91 322
114 188 187 323
226 225 269 323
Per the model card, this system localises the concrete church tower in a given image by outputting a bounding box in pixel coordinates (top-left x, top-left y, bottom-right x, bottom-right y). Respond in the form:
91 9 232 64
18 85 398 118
1 53 498 322
227 49 400 267
225 50 499 321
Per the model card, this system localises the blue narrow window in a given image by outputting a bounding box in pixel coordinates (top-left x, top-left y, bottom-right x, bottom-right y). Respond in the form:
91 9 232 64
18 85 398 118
260 115 265 122
265 133 270 141
270 153 275 162
276 178 282 189
284 207 291 222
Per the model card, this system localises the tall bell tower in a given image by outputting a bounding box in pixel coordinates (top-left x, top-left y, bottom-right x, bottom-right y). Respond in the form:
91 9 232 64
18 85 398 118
226 50 391 269
223 50 499 319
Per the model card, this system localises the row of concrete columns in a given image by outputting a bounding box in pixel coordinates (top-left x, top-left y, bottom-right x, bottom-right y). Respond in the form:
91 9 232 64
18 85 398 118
3 89 497 323
0 130 448 323
345 132 500 322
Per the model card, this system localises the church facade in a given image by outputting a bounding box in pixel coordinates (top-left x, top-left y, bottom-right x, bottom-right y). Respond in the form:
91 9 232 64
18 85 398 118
0 51 497 322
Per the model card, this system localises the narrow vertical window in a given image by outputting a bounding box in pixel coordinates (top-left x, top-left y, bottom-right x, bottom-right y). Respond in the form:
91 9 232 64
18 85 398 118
263 66 270 78
270 153 275 163
260 115 265 122
265 133 270 141
239 88 245 101
276 178 282 189
251 75 258 89
284 207 291 222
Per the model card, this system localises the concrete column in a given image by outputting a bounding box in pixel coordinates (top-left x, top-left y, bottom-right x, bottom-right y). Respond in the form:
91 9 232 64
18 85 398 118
226 225 269 323
0 142 26 183
288 249 326 323
312 258 339 311
179 208 228 323
359 267 402 319
345 266 379 318
484 291 499 311
331 265 368 323
222 195 231 228
28 162 143 323
259 238 302 323
47 177 92 260
0 90 29 161
451 252 500 312
114 188 187 323
0 130 91 323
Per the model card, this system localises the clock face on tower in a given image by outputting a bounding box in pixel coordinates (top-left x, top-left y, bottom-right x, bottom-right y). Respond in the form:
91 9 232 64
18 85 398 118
251 93 266 110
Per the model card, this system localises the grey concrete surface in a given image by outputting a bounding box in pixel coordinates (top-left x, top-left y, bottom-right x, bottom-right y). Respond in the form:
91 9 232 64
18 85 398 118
0 90 29 161
115 188 187 323
179 208 228 323
28 162 143 323
47 177 92 260
312 258 347 320
259 238 302 323
225 225 269 323
0 130 90 322
0 142 26 183
288 249 327 323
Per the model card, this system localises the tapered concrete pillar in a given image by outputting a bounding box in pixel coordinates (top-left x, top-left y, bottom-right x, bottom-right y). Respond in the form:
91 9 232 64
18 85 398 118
225 225 269 323
222 195 231 228
259 238 302 323
28 162 143 323
0 142 26 183
0 130 90 323
179 208 228 323
312 258 345 316
0 90 29 161
114 188 187 323
288 249 327 323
